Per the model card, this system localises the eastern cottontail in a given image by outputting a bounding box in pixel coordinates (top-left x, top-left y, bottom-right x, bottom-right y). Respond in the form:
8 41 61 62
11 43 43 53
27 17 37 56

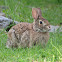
6 8 51 48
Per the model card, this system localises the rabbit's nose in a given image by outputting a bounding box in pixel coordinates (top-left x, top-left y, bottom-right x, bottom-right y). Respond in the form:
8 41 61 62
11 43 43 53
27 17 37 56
49 26 50 28
48 26 51 30
49 26 50 29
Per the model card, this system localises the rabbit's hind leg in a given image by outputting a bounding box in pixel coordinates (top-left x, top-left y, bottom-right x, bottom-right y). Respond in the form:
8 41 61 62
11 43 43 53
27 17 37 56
6 29 18 48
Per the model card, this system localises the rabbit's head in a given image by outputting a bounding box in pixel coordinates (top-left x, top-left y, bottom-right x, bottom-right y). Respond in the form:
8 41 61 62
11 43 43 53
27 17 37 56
32 8 51 32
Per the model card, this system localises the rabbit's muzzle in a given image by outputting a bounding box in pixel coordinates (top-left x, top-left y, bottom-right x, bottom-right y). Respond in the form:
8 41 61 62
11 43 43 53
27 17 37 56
42 25 51 32
38 25 51 32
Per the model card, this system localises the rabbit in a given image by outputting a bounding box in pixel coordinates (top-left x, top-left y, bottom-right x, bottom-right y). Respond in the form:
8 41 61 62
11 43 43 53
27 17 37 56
6 8 51 48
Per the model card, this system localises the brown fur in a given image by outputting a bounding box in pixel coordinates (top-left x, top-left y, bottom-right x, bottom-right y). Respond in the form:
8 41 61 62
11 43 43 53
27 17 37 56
6 8 51 48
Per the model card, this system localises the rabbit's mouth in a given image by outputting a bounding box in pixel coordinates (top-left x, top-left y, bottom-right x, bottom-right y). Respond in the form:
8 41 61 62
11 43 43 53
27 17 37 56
42 27 51 32
35 28 49 32
42 29 50 32
39 27 51 32
41 25 51 32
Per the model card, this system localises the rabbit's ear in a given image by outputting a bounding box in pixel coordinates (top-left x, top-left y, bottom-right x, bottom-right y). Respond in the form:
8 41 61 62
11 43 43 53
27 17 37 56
37 8 42 17
32 8 42 20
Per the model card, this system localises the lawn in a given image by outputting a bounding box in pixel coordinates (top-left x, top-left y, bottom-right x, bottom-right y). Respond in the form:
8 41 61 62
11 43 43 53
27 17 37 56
0 0 62 62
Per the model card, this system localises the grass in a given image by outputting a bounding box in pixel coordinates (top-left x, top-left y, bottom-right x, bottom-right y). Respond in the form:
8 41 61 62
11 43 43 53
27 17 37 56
0 0 62 62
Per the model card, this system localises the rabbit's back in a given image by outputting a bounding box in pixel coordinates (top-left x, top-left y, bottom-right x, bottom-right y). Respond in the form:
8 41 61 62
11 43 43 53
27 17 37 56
11 22 33 34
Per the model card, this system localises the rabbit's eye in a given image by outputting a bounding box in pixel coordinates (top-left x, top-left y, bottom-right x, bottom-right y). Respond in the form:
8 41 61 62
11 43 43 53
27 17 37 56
40 21 42 24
